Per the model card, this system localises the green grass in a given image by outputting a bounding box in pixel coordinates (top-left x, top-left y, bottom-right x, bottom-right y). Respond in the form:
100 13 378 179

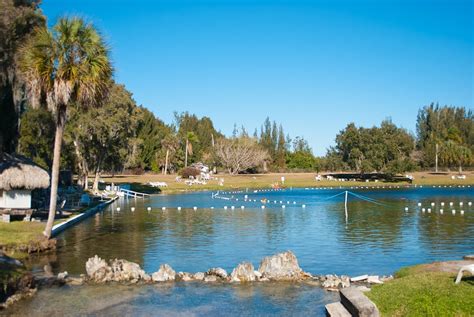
367 269 474 316
0 222 44 247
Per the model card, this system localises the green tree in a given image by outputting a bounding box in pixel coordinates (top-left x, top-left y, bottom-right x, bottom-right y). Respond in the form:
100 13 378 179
17 107 55 169
19 17 112 238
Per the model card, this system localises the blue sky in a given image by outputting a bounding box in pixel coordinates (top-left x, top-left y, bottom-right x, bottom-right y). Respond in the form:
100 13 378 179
41 0 473 155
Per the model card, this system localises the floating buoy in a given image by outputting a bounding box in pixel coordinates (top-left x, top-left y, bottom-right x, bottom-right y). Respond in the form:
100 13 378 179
440 209 444 214
459 202 464 206
193 206 197 211
431 202 435 207
293 201 296 204
282 205 286 209
302 204 306 208
177 207 182 211
417 203 422 207
452 209 456 215
162 207 166 211
460 210 465 215
441 202 445 206
131 207 135 212
147 207 151 211
427 208 431 213
210 207 214 209
261 205 265 209
231 206 235 210
422 208 426 212
116 207 121 211
404 207 408 211
241 206 245 209
469 202 472 206
449 202 454 206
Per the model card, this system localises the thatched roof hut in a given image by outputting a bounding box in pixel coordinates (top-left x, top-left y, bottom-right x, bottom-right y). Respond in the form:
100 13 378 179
0 154 50 191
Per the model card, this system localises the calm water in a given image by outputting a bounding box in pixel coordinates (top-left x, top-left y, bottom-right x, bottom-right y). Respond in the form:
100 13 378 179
9 186 474 316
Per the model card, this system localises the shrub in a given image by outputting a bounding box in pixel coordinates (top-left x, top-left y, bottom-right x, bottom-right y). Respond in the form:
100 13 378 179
180 167 201 179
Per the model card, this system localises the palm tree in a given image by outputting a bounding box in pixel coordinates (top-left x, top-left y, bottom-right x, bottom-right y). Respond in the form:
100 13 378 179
184 131 198 167
19 18 112 239
161 134 179 175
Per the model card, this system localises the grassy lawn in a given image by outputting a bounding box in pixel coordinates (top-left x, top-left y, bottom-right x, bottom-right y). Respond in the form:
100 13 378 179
0 222 45 247
102 171 474 193
367 264 474 316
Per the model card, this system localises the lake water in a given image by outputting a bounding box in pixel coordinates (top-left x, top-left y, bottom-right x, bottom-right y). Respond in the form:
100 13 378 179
8 186 474 316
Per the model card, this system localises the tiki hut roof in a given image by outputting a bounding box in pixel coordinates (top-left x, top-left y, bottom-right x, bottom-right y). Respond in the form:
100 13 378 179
0 154 50 191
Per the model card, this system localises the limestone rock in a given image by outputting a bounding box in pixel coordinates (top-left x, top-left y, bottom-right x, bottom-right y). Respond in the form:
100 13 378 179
176 272 193 282
206 267 228 280
203 275 217 282
193 272 205 281
152 264 176 282
85 255 113 283
258 251 308 280
57 271 68 280
110 259 149 283
321 275 350 289
230 262 256 282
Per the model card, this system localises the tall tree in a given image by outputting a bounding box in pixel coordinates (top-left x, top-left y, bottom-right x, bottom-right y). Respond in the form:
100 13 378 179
160 134 179 174
19 17 112 238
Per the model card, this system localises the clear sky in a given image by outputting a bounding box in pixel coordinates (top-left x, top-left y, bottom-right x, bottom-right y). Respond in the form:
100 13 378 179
41 0 473 155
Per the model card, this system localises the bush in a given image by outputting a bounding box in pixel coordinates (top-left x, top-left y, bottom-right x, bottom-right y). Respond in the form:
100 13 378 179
179 167 201 179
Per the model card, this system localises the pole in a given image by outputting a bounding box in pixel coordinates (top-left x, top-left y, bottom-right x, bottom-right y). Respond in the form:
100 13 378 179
344 191 348 223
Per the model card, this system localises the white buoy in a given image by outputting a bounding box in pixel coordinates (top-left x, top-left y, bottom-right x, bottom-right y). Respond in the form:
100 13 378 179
427 208 431 213
404 207 409 211
241 206 245 209
302 204 306 208
459 202 463 206
293 201 296 204
162 207 166 211
131 207 135 212
261 205 265 209
469 202 472 206
193 206 197 211
231 206 235 210
211 207 214 209
282 205 286 209
422 208 426 212
440 209 444 214
449 202 454 206
441 202 445 206
460 210 464 215
116 207 121 211
417 202 422 207
452 209 456 215
177 207 182 211
224 206 228 210
431 202 435 206
147 207 151 211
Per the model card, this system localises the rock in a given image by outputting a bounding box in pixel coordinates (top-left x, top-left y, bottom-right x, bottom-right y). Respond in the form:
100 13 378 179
0 253 23 268
258 251 308 280
254 271 262 279
193 272 205 281
110 259 149 283
65 277 84 286
57 271 68 280
367 276 383 284
176 272 193 282
230 262 256 282
152 264 176 282
85 255 113 283
203 275 217 282
463 255 474 260
321 275 350 289
206 267 228 280
380 275 393 283
350 274 368 282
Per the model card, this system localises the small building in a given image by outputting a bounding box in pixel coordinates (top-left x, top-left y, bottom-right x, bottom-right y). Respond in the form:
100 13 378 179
0 154 50 216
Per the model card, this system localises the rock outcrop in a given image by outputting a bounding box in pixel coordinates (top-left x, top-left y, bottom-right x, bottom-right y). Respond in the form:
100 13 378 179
85 255 149 283
206 267 228 280
258 251 310 280
230 262 257 282
151 264 176 282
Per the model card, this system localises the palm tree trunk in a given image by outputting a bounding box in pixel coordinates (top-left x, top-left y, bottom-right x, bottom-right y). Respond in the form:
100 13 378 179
44 108 66 239
164 149 169 175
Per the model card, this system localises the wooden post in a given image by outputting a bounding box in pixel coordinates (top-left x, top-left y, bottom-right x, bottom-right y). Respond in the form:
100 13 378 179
344 191 348 223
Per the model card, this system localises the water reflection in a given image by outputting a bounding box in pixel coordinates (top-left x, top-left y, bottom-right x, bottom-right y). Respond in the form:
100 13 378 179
27 187 474 278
